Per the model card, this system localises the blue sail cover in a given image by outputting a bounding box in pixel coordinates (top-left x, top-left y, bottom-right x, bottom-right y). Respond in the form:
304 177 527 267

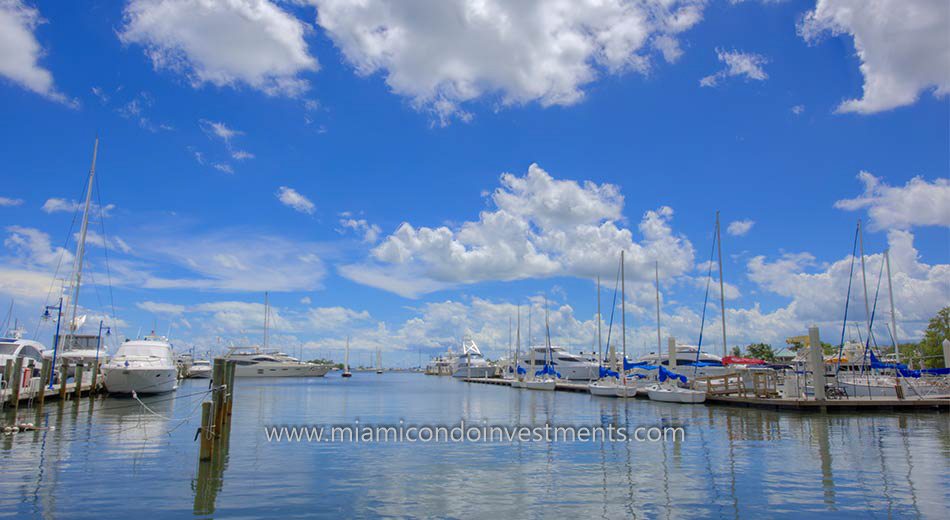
535 364 561 378
658 365 688 384
625 361 658 370
599 366 620 379
516 365 527 375
869 350 923 378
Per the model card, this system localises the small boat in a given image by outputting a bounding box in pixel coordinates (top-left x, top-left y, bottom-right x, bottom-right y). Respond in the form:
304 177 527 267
102 333 178 394
342 336 352 377
375 346 383 374
646 383 706 404
588 379 620 396
187 359 212 379
524 378 556 391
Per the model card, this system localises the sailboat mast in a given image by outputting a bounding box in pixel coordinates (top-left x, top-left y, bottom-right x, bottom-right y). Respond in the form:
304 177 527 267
66 137 99 343
508 316 512 373
621 250 626 375
858 219 872 341
597 276 602 366
884 249 900 364
655 260 661 354
344 336 350 371
515 306 520 372
715 211 727 358
263 291 269 350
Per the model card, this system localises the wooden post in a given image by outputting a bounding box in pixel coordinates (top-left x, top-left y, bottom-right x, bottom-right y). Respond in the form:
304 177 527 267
89 362 99 397
37 358 51 412
11 357 23 413
199 401 214 461
3 359 12 395
808 326 826 401
212 358 226 438
225 361 235 419
74 364 84 399
59 362 68 401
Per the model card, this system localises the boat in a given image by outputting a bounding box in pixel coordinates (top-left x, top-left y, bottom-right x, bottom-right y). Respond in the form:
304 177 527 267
588 256 631 397
375 346 383 374
524 345 598 380
524 300 558 391
342 336 352 377
225 346 331 377
186 359 212 379
425 350 457 375
646 382 706 404
101 333 178 394
451 337 495 378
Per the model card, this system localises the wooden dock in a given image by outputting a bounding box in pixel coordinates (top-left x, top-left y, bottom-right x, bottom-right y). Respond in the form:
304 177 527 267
461 377 949 412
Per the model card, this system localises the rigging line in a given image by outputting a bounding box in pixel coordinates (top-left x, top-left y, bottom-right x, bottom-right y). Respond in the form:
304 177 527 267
603 255 622 365
862 255 887 363
695 220 718 364
33 197 84 341
94 169 120 345
836 225 859 377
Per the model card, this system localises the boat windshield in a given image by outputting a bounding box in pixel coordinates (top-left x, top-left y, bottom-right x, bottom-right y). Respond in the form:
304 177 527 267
116 345 172 359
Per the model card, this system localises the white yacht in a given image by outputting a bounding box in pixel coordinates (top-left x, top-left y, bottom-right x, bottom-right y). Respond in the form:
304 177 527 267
525 345 598 381
451 337 495 378
425 349 458 375
224 346 331 377
186 359 212 379
636 344 727 377
101 334 178 394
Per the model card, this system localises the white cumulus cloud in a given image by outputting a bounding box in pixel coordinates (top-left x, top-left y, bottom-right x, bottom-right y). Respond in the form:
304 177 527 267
0 0 74 105
341 163 695 297
312 0 706 124
798 0 950 114
0 196 24 207
120 0 319 97
834 171 950 230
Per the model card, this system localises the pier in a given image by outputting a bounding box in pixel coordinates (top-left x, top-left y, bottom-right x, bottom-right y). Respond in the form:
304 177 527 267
461 377 949 412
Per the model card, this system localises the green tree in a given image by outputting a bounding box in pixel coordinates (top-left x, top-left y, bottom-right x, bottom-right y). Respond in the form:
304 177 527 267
916 306 949 369
745 343 776 362
730 346 742 357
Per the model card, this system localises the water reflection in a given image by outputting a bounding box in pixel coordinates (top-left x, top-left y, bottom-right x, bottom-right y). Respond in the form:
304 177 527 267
0 374 947 518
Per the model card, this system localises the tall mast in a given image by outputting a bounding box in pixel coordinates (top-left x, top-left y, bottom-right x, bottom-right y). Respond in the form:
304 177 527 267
508 316 512 373
655 260 661 354
597 276 602 366
716 211 727 358
858 219 871 340
344 336 350 371
544 297 551 367
621 250 626 374
66 137 99 345
884 249 900 363
263 291 269 350
515 306 520 373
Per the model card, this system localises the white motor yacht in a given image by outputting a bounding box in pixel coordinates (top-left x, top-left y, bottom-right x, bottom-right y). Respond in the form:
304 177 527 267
102 334 178 394
524 345 598 381
224 346 331 377
451 337 495 378
186 359 212 379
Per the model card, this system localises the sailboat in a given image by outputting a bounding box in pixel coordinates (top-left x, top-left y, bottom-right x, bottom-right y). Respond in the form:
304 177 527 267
647 213 726 405
510 306 527 388
589 254 630 397
376 346 383 374
524 299 557 391
342 336 352 377
49 138 112 377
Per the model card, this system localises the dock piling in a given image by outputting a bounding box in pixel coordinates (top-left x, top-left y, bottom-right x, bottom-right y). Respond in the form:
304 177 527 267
807 326 826 401
11 357 23 414
37 358 51 412
74 364 84 399
199 401 213 461
58 362 68 401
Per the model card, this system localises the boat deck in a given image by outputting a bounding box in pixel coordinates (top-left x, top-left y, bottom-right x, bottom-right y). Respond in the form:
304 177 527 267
461 377 949 412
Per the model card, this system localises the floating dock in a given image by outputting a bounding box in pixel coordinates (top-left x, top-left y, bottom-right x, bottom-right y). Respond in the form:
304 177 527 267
461 377 949 412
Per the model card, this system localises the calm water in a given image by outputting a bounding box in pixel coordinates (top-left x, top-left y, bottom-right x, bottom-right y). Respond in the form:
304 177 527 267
1 373 948 518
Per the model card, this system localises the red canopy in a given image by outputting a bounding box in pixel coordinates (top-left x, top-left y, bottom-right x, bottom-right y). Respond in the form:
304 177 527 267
722 356 766 365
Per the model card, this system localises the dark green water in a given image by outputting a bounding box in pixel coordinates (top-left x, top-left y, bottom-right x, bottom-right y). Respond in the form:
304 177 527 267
1 373 948 518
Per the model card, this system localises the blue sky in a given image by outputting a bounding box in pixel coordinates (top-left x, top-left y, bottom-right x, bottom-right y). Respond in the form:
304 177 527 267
1 0 947 366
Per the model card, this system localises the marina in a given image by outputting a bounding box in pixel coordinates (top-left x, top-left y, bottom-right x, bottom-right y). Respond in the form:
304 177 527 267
2 372 948 518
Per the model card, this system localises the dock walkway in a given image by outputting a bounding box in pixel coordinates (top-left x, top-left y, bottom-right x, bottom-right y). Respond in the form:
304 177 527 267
461 377 949 412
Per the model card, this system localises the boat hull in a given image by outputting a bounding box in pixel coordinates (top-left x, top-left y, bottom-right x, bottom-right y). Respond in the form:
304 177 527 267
452 366 495 378
102 367 178 394
186 367 211 379
233 363 331 377
588 381 620 396
647 386 706 404
524 379 556 391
